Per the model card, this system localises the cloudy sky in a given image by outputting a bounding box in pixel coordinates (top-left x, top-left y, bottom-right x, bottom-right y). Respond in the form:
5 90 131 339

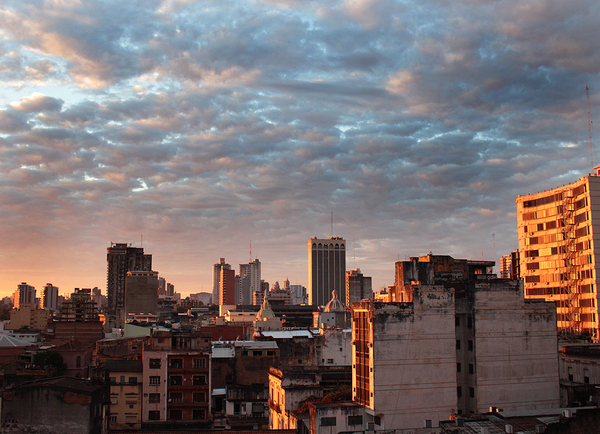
1 0 599 300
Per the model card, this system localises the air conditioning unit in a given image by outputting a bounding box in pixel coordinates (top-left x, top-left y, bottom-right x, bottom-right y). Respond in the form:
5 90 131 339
367 422 375 431
562 409 572 418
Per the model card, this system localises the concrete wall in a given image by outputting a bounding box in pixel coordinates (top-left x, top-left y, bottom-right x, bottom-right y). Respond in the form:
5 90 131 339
371 286 458 430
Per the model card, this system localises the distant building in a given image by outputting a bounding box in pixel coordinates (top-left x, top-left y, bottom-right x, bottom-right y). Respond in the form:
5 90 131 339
352 254 560 430
345 268 372 305
13 283 35 309
5 303 48 331
220 268 236 306
500 250 520 279
239 259 261 305
158 276 166 296
213 258 231 305
106 243 152 329
516 170 600 341
42 283 59 311
308 237 346 307
125 270 159 319
289 284 307 305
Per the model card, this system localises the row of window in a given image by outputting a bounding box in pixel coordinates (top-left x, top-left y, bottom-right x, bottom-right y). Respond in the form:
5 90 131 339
240 350 276 357
148 392 206 403
457 386 475 398
456 340 474 351
456 363 474 374
110 376 138 385
148 375 207 386
148 358 207 369
320 415 363 427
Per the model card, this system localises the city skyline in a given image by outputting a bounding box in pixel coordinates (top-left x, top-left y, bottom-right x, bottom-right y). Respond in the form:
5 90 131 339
0 0 599 298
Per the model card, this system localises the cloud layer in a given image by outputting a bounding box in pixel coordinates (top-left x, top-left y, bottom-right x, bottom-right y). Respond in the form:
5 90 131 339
1 0 599 297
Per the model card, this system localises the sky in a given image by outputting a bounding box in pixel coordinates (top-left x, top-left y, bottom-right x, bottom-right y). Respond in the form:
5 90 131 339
1 0 599 299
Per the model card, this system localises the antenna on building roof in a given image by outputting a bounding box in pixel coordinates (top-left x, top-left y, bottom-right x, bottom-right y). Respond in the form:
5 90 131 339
331 211 333 237
587 86 594 169
250 240 252 262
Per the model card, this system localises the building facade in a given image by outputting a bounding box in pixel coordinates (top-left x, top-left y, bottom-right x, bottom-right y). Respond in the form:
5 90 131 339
213 258 231 305
516 171 600 341
220 268 236 306
352 254 560 430
43 283 59 311
125 270 159 319
106 243 152 329
13 283 36 309
239 259 261 305
308 237 346 307
345 268 373 306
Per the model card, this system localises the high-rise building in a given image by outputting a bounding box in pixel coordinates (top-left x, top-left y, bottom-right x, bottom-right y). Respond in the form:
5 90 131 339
13 282 36 309
212 258 231 305
43 283 59 311
239 258 261 305
516 170 600 341
106 243 152 329
499 250 520 280
158 277 166 296
346 268 373 306
125 271 159 318
352 254 559 429
219 268 236 305
308 237 346 307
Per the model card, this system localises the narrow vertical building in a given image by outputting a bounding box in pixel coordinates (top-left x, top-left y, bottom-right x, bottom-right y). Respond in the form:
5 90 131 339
239 258 261 305
516 170 600 341
106 243 152 329
308 237 346 307
212 258 231 305
13 282 36 309
346 268 373 305
43 283 59 311
219 268 236 305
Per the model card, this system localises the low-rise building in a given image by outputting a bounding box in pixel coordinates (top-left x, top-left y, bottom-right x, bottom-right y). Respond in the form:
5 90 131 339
106 359 143 429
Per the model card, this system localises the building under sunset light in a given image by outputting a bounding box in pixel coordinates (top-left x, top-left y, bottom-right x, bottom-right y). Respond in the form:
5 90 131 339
308 237 346 307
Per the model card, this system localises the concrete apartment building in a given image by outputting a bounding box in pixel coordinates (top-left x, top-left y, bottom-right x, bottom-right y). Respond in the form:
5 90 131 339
309 237 346 307
239 258 261 305
213 258 232 305
106 243 152 329
125 270 159 319
345 268 373 306
106 359 143 429
516 170 600 341
351 254 560 431
43 283 59 311
142 330 212 428
13 282 36 308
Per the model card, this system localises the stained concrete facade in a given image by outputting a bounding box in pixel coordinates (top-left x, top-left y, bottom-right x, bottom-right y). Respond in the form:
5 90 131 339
352 255 560 431
309 237 346 307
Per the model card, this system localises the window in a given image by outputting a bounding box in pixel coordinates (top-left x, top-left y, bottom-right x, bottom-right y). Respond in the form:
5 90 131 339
109 415 117 423
327 359 334 364
170 376 183 386
348 415 363 426
193 392 206 403
193 358 206 369
110 395 118 404
120 376 125 384
455 317 460 327
456 340 461 350
125 395 137 404
193 409 206 420
469 387 475 398
109 377 116 384
425 420 432 428
457 363 461 373
468 340 473 351
467 316 473 328
253 350 262 356
469 364 474 374
168 409 182 420
320 417 336 426
267 350 275 356
170 392 183 403
76 356 81 368
148 393 160 403
149 376 161 386
234 403 240 414
170 358 182 368
193 375 206 385
149 359 161 369
457 386 462 398
129 377 137 384
148 411 160 420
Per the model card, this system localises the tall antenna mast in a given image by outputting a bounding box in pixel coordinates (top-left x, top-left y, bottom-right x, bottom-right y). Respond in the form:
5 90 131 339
587 85 594 169
249 240 252 262
331 211 333 237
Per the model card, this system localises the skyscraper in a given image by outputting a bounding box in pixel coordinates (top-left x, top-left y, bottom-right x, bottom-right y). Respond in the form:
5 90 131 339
43 283 59 311
219 268 236 305
212 258 231 305
346 268 373 305
239 258 261 305
13 282 36 308
125 271 159 317
308 237 346 307
516 169 600 341
106 243 152 328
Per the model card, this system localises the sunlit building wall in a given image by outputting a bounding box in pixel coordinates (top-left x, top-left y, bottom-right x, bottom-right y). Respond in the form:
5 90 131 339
13 282 36 309
43 283 59 311
516 171 600 341
212 258 231 305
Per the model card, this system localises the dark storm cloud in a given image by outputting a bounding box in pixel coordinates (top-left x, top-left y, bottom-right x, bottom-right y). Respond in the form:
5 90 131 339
0 0 599 294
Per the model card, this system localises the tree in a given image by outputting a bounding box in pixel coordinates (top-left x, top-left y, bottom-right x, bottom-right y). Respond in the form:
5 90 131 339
33 351 67 376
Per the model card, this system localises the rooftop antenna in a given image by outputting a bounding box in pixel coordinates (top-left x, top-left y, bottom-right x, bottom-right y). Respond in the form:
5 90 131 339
331 211 333 237
249 240 252 262
587 85 594 169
